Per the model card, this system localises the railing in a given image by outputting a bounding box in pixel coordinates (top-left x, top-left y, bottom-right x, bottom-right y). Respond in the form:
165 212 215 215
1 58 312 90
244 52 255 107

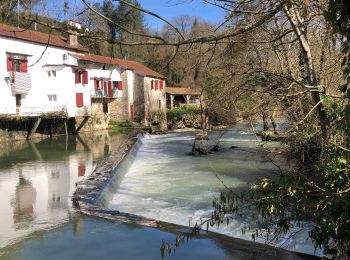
0 105 68 117
9 72 32 94
20 105 68 116
91 89 117 98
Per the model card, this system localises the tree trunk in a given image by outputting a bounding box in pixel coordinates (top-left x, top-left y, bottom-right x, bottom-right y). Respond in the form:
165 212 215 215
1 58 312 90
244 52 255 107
283 4 330 140
262 111 270 131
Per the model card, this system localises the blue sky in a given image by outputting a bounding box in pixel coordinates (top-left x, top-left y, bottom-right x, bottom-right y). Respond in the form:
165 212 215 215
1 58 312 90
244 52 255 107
43 0 225 29
136 0 226 29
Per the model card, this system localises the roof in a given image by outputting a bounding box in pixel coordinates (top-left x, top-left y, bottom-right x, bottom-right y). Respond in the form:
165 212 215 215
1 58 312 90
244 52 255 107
0 23 89 52
166 87 201 96
73 53 166 79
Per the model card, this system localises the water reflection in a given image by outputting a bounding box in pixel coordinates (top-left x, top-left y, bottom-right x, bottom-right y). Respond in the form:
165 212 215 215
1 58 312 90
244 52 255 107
0 130 129 250
13 171 37 226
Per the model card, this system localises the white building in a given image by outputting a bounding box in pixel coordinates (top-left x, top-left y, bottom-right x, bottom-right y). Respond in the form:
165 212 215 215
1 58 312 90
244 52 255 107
0 23 91 118
0 22 167 132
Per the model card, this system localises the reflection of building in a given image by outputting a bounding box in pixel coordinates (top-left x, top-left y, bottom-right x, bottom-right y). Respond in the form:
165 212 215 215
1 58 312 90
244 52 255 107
166 87 201 110
0 134 112 249
13 172 36 225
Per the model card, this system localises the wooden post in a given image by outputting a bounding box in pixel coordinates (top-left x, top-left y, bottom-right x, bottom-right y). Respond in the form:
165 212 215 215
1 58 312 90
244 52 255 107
75 116 90 134
27 117 42 140
170 94 174 110
64 120 68 136
186 95 190 104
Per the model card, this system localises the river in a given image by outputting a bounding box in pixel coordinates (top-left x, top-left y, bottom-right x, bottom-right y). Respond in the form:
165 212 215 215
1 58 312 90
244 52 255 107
0 125 319 259
107 124 319 256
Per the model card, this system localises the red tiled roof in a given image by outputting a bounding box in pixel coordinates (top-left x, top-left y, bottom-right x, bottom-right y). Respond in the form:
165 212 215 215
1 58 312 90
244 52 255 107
166 87 201 95
0 23 88 52
73 53 166 79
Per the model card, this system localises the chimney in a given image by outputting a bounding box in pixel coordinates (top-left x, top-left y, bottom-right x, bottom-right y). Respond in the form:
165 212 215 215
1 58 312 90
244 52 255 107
67 30 78 48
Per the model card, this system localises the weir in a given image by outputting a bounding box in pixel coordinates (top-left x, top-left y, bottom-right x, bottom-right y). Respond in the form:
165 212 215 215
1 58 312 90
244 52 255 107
72 124 320 258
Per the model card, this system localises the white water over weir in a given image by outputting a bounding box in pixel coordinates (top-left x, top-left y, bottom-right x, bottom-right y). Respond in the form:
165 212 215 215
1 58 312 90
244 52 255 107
106 125 319 256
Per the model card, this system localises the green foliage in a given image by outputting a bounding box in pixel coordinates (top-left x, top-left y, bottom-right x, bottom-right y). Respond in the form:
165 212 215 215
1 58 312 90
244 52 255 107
251 146 350 258
167 107 200 118
109 120 132 127
102 0 144 40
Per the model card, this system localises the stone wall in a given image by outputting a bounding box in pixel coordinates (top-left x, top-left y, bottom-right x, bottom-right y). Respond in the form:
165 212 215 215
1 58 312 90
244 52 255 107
76 115 109 132
133 73 146 123
109 70 130 121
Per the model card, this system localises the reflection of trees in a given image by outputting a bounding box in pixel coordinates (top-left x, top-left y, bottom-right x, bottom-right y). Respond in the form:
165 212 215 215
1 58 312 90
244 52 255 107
12 171 37 227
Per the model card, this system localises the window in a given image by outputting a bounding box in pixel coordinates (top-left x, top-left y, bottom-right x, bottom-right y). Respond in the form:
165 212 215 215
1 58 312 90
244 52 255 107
82 71 88 84
158 100 162 111
48 94 57 102
103 81 108 96
151 80 154 90
75 70 81 83
7 57 28 73
107 81 113 97
47 71 57 77
75 70 88 84
76 93 84 107
94 79 100 90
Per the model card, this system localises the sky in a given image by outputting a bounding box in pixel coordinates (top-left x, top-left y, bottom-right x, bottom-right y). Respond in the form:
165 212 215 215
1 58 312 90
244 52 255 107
135 0 226 29
43 0 226 30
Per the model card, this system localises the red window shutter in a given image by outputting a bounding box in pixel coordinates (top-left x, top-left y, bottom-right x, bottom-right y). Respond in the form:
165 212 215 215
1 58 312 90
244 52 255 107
108 81 113 97
7 58 12 71
82 71 88 84
118 81 123 91
155 80 159 90
75 70 81 83
20 60 28 73
76 93 84 107
159 80 164 90
94 79 98 90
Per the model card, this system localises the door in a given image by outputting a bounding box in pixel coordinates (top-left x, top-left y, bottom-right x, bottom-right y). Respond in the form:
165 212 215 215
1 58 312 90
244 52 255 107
15 94 21 114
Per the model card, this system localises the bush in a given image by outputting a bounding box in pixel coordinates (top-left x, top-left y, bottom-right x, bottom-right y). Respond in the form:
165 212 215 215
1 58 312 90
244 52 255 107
109 120 133 127
167 107 200 117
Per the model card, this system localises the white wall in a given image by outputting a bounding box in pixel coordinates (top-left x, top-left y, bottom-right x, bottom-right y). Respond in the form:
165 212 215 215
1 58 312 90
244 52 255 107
0 36 90 117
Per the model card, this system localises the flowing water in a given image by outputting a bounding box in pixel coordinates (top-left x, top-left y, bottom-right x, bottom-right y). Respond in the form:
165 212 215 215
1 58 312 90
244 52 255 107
0 126 318 259
108 124 319 256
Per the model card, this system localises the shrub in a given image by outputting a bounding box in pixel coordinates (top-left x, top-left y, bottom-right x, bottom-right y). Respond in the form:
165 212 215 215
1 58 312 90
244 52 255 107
167 107 200 117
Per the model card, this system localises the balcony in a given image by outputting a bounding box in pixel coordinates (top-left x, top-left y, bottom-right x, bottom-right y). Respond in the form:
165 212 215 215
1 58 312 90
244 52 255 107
91 89 117 99
9 72 32 94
